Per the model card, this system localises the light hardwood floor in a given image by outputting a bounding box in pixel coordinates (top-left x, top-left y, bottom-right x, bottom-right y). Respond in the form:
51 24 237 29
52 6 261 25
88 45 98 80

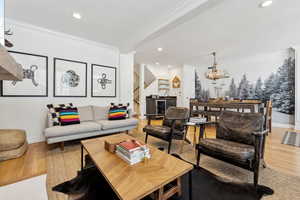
0 141 47 186
0 120 300 186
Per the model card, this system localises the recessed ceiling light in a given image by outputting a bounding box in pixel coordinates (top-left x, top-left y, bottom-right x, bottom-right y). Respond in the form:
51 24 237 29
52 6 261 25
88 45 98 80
73 12 82 19
260 0 273 8
157 48 163 52
155 62 160 65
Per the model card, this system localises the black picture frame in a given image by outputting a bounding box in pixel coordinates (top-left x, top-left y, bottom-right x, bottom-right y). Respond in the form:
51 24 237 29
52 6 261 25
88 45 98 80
53 58 87 97
1 51 48 97
91 64 117 97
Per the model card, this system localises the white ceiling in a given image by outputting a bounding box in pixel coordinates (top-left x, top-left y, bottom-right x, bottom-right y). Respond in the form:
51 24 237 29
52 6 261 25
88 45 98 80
5 0 207 52
6 0 300 67
135 0 300 66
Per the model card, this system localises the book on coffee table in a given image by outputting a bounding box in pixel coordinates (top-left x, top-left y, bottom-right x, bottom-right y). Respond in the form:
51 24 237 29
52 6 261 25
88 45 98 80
116 140 150 165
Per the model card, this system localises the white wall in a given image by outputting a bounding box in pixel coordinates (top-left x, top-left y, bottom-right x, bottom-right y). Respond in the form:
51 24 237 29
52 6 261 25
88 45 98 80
119 52 135 110
0 19 127 143
182 65 195 107
294 47 300 131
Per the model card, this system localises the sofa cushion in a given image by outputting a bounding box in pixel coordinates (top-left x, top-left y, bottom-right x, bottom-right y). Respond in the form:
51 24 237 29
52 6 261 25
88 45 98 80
199 138 255 163
93 106 110 121
143 125 185 140
45 122 102 138
96 118 138 130
78 106 93 122
217 111 264 145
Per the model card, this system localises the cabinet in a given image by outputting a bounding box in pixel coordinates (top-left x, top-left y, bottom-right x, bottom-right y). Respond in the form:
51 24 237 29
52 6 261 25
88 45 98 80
146 96 177 116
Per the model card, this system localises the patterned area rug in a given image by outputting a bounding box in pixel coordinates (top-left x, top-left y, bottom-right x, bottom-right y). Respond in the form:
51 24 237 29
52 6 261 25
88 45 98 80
47 133 300 200
282 131 300 147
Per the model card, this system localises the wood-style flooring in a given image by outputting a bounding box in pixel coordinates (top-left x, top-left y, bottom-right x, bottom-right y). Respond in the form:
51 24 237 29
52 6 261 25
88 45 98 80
0 142 47 186
0 120 300 186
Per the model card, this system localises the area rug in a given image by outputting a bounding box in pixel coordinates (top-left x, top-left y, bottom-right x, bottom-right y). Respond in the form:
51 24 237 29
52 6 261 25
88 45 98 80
282 131 300 147
0 175 48 200
52 162 273 200
46 133 300 200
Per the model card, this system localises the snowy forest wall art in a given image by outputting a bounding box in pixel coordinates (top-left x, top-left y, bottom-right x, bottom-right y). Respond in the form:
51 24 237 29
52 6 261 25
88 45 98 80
195 48 295 125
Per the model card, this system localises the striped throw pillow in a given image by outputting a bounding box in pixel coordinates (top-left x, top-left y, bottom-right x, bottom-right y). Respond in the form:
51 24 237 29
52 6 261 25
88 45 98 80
108 104 128 120
59 107 80 126
47 103 74 126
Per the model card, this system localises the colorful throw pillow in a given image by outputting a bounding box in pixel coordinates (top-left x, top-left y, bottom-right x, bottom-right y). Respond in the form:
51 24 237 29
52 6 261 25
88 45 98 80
58 107 80 126
46 103 77 126
108 103 129 120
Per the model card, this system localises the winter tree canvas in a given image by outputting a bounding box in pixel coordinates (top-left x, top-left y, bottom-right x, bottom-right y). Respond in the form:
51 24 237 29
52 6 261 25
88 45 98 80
195 48 295 125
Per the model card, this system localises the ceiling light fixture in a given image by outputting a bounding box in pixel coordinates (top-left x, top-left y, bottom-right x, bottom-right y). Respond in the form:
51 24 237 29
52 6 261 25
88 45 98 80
260 0 273 8
155 62 160 65
205 52 230 81
157 47 163 52
73 12 82 19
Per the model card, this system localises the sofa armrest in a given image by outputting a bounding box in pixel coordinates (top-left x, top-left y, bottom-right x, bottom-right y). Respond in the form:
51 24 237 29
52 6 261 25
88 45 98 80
47 113 53 128
128 108 133 118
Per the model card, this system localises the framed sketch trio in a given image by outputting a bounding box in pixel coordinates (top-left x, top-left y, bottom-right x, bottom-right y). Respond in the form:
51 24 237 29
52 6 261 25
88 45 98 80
1 51 48 97
91 64 116 97
1 51 117 98
53 58 87 97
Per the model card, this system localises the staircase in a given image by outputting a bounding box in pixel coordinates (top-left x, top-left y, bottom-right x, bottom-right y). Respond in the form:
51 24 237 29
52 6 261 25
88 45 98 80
134 72 141 116
144 66 156 89
133 65 156 116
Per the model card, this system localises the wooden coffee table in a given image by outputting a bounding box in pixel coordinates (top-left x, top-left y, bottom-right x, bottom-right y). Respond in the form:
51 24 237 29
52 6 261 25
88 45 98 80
81 133 193 200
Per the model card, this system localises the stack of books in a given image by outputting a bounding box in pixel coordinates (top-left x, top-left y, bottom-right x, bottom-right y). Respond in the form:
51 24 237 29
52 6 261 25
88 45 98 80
116 140 151 165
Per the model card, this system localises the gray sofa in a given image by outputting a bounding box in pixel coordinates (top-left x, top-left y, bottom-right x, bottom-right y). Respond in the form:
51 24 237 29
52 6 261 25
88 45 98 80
44 105 138 145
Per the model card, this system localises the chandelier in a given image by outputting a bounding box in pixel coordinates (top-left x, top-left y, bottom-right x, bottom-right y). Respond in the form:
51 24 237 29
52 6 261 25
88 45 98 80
205 52 229 80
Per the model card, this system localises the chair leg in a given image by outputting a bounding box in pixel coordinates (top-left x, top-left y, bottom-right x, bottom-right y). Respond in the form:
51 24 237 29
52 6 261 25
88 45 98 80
180 131 187 153
145 133 148 144
262 160 267 168
254 158 260 186
254 168 259 187
196 148 201 167
59 142 64 151
167 140 172 154
180 139 185 154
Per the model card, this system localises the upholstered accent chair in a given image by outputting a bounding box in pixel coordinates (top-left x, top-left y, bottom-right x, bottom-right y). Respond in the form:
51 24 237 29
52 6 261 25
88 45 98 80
143 107 189 153
196 111 268 186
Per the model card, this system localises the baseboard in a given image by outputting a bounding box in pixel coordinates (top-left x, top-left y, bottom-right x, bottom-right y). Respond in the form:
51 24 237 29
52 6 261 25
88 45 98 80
295 122 300 131
27 136 45 144
272 122 295 129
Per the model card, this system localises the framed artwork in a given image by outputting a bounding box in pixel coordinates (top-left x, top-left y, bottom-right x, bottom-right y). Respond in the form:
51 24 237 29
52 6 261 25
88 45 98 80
172 76 181 88
54 58 87 97
1 51 48 97
91 64 116 97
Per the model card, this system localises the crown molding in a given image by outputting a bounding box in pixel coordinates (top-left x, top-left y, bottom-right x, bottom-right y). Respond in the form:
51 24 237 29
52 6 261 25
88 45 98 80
6 18 120 53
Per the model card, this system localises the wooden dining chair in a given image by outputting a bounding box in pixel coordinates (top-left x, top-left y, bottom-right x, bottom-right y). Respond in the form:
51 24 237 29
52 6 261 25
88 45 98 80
265 101 272 133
